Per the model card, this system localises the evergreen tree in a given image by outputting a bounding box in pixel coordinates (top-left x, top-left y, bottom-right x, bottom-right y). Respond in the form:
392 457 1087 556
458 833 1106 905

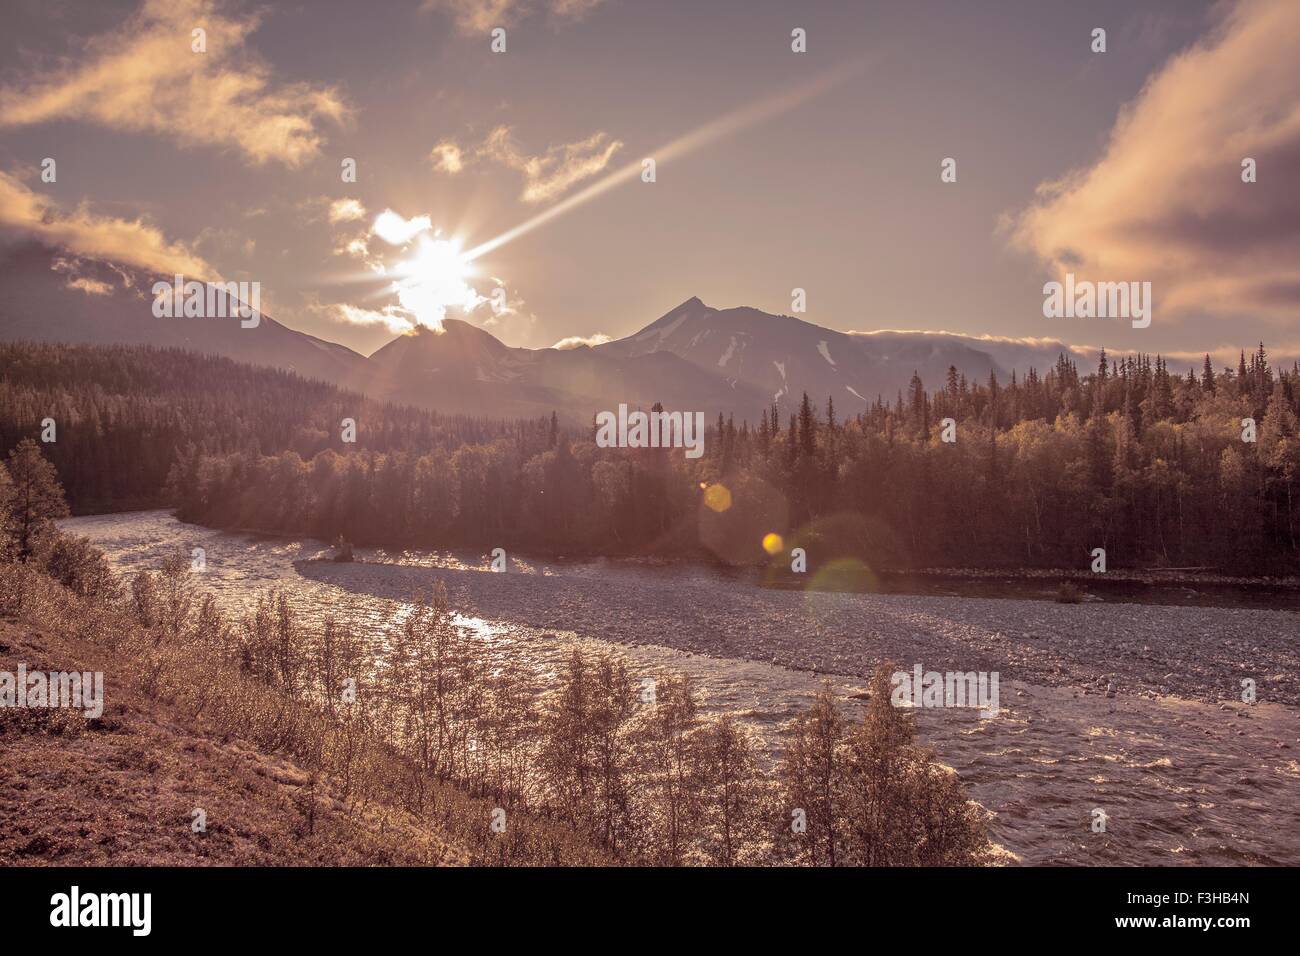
3 438 70 560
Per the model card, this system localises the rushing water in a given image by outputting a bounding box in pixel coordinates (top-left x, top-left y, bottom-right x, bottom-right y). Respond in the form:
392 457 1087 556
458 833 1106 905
64 510 1300 866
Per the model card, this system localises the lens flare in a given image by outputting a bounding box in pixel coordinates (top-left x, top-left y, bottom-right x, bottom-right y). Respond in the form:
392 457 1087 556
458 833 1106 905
703 484 733 513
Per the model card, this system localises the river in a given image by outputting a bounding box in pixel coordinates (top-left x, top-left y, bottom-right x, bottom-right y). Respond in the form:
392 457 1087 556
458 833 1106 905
63 510 1300 866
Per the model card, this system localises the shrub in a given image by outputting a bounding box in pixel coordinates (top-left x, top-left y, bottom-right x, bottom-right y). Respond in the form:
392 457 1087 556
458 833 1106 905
35 532 119 601
1055 581 1083 604
777 666 994 866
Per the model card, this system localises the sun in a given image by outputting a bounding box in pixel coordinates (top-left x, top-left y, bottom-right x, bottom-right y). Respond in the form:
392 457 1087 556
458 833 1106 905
396 235 470 286
391 235 480 329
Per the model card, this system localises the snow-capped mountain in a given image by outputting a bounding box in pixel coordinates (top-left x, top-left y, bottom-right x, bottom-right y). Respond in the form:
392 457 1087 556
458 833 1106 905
597 297 1015 411
0 241 1054 423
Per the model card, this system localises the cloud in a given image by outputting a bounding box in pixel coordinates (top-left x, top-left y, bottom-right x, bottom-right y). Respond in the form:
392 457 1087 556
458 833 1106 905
372 209 433 246
328 199 367 224
0 170 215 278
845 327 1300 378
66 276 114 296
552 332 611 349
422 0 604 34
1007 0 1300 324
472 281 536 343
429 140 465 174
431 127 623 203
335 235 374 261
0 0 348 168
849 329 1080 348
478 126 623 203
332 302 419 334
549 0 604 18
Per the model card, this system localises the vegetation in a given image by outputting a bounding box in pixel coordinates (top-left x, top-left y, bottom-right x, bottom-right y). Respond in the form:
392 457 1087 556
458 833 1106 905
1 442 993 866
1055 581 1084 604
4 341 1299 573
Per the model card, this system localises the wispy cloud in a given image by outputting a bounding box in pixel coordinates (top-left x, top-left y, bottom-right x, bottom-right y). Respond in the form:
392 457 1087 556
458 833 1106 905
0 170 215 278
446 125 622 204
0 0 349 168
552 332 610 349
549 0 604 19
328 198 367 224
1007 0 1300 323
477 280 537 342
429 140 465 174
65 276 115 296
421 0 605 34
331 302 419 334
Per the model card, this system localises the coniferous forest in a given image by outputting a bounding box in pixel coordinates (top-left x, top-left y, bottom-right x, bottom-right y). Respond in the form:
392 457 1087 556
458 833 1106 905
2 340 1298 574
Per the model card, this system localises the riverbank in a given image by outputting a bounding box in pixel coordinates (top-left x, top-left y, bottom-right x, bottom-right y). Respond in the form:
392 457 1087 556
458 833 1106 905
763 566 1300 612
128 509 1300 611
62 511 1300 865
0 618 466 866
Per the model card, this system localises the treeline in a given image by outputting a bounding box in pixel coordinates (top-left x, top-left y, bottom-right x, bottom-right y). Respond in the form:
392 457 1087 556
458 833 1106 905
173 347 1300 573
4 340 1300 573
1 442 992 866
0 342 557 513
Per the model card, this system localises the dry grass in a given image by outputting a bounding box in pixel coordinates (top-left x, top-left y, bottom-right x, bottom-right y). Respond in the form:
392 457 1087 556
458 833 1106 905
0 619 465 866
0 541 993 867
0 560 612 867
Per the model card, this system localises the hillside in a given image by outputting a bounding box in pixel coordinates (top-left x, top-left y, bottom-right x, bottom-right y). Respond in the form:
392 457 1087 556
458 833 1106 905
0 618 467 866
0 241 368 386
0 240 1036 421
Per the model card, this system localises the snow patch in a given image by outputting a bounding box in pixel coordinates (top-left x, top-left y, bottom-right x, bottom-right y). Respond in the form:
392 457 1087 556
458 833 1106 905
718 335 738 368
689 329 712 349
634 311 691 348
818 340 836 367
845 385 867 401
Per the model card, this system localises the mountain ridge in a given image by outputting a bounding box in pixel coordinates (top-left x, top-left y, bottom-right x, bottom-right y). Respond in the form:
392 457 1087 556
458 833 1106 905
0 241 1060 422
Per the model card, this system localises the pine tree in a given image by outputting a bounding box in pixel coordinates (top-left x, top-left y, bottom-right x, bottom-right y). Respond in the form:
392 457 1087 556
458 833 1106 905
798 393 816 458
3 438 70 560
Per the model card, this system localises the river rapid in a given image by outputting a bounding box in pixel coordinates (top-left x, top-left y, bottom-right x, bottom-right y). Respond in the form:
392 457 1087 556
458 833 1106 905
63 510 1300 866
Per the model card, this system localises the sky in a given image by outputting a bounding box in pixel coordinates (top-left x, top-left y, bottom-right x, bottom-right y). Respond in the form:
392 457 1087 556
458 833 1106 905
0 0 1297 366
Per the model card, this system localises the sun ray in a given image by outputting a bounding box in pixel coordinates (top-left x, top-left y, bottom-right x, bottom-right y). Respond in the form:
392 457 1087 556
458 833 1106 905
462 57 868 263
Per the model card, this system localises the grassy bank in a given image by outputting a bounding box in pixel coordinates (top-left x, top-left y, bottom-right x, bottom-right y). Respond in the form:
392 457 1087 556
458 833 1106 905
4 436 994 867
0 617 468 866
0 559 612 866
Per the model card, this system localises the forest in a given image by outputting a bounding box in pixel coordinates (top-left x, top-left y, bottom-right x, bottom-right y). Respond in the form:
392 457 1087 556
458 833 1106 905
2 340 1298 574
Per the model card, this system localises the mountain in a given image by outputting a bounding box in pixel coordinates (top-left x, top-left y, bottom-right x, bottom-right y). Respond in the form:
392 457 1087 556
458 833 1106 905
0 238 1045 421
597 297 1014 411
0 241 367 384
850 329 1083 383
355 318 769 420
